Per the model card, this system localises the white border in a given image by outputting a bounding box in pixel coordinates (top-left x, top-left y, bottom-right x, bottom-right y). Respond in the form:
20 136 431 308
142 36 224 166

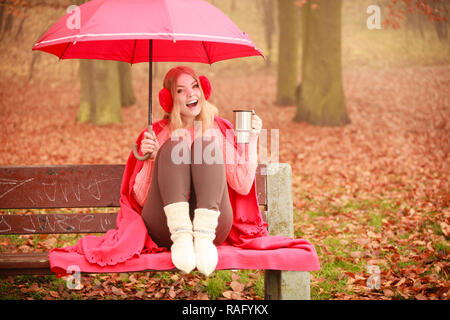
33 32 254 47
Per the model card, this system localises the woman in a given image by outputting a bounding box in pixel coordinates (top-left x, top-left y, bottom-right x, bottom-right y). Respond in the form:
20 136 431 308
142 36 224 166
48 66 319 277
132 66 262 276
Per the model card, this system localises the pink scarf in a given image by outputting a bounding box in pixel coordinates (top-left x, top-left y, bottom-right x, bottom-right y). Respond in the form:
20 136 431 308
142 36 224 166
49 116 319 275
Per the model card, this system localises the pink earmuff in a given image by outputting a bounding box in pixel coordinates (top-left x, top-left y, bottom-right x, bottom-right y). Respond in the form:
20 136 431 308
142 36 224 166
159 75 212 113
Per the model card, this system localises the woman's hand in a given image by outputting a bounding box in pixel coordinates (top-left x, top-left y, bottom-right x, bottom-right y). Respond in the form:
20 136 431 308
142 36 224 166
140 131 159 159
251 112 262 136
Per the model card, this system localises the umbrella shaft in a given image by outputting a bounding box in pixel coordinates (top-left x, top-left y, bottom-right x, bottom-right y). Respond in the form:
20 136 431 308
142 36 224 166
148 39 153 128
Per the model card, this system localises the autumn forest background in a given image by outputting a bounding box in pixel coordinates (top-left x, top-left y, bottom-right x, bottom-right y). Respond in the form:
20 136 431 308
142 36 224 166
0 0 449 300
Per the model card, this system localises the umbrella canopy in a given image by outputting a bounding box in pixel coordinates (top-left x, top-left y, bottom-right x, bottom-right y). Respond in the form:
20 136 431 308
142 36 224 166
32 0 263 64
32 0 263 160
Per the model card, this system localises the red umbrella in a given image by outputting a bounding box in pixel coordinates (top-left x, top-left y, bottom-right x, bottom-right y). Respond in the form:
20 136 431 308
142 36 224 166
32 0 263 160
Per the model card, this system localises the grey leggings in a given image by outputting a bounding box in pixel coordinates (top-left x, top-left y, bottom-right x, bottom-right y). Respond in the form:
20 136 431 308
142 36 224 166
141 137 233 248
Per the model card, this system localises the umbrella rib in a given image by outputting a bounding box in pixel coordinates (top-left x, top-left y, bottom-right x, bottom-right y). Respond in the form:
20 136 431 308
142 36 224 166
202 41 211 65
34 33 254 47
59 42 71 61
130 40 137 65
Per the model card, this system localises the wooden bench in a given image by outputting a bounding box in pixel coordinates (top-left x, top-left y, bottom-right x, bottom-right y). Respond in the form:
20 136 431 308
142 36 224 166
0 163 310 299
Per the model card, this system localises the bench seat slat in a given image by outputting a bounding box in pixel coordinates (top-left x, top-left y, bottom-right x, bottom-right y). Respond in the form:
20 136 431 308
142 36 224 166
0 213 118 235
0 252 177 276
0 253 51 275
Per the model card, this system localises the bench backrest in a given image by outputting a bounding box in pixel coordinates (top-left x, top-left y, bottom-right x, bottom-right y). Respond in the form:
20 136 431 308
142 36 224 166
0 164 267 235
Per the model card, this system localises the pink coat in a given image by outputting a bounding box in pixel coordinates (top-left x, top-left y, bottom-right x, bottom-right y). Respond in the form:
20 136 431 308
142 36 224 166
48 116 319 275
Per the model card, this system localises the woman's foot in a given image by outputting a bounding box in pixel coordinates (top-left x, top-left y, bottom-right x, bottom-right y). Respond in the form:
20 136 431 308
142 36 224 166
193 208 220 276
163 202 196 273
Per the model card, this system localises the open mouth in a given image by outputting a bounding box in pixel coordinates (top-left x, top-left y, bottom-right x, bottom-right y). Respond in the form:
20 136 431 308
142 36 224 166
186 99 198 108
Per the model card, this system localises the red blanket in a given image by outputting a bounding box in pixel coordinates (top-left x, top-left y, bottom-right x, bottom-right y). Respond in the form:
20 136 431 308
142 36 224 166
49 116 319 275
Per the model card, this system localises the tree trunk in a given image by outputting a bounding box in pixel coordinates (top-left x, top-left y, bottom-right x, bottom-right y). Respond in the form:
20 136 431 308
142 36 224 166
276 0 298 106
0 12 14 40
0 6 4 35
75 1 127 126
118 62 136 107
15 15 25 40
75 0 122 126
261 0 276 68
294 0 350 126
431 0 449 41
78 60 122 125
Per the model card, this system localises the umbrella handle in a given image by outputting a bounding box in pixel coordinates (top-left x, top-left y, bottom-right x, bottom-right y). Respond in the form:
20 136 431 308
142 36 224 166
132 126 153 161
132 144 151 161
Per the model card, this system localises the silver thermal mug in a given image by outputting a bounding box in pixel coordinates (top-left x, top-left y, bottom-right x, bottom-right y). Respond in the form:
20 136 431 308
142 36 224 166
233 110 253 144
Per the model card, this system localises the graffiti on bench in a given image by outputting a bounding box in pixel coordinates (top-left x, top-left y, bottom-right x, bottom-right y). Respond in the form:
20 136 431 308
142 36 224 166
0 213 117 234
0 176 121 208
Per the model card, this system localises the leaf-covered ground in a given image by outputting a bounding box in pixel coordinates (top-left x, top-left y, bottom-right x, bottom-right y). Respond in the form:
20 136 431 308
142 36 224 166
0 65 448 300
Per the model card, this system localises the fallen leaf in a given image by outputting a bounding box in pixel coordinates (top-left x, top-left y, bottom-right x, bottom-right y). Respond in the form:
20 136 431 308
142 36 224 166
223 290 233 299
41 237 57 249
111 286 125 296
197 292 210 300
129 274 138 283
345 271 356 279
439 222 449 237
230 280 245 293
367 231 379 238
19 245 31 253
395 278 406 287
168 287 176 299
383 289 394 297
154 288 165 299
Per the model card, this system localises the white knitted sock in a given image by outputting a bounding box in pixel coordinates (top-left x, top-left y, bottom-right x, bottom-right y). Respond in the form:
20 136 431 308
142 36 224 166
193 208 220 276
163 202 196 273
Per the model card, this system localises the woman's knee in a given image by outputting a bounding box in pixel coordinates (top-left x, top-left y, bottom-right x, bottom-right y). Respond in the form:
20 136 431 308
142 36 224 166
159 137 191 165
191 137 223 165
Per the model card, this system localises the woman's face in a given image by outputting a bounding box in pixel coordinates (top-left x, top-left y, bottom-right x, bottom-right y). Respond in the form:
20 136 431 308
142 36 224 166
175 73 202 121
